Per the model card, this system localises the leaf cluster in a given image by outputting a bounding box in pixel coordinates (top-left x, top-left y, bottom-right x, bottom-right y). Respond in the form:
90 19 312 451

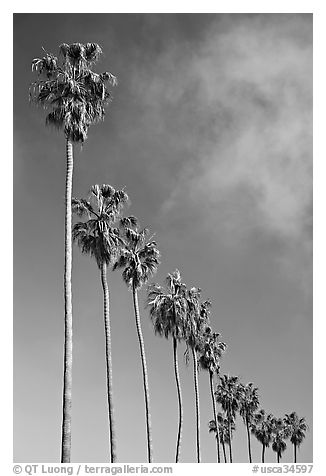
30 43 117 143
113 227 161 290
72 184 135 268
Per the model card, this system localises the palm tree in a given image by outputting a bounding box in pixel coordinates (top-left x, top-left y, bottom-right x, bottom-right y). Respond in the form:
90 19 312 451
271 417 290 463
209 412 235 463
72 184 136 462
238 382 260 463
147 270 188 462
252 409 274 463
184 288 211 463
284 412 308 463
215 375 241 463
113 226 160 462
199 327 227 462
30 43 117 463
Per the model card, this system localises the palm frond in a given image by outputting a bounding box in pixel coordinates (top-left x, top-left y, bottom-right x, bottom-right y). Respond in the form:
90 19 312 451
119 215 138 229
85 43 103 64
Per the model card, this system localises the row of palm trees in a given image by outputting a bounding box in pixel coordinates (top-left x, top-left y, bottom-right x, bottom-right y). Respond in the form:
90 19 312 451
72 193 308 464
70 184 311 463
209 377 308 464
71 183 226 463
30 42 308 464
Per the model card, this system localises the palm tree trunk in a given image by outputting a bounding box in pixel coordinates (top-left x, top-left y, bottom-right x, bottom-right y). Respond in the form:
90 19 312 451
61 138 74 463
246 417 253 463
209 371 221 463
100 262 116 462
173 337 183 463
132 286 153 463
262 443 265 463
294 443 297 463
227 405 233 463
277 452 280 463
222 440 227 463
192 347 201 463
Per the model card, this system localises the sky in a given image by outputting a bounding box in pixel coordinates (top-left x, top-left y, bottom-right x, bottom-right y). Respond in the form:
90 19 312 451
13 13 312 463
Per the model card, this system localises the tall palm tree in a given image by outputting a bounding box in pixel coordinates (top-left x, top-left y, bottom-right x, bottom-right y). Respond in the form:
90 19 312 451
199 327 227 463
209 412 235 463
215 375 241 463
184 288 211 463
72 184 136 462
30 43 117 463
147 270 188 462
271 417 290 463
113 226 160 462
252 409 274 463
238 382 260 463
284 412 308 463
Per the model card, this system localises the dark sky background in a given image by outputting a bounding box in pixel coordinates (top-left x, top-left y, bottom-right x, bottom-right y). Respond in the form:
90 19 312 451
13 13 312 463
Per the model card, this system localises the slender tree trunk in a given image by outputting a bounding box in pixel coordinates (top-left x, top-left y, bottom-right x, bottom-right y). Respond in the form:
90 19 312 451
277 452 280 463
222 440 227 463
227 404 233 463
262 443 265 463
173 337 183 463
294 443 297 463
246 417 252 463
209 371 221 463
192 347 201 463
100 262 116 462
132 286 153 462
61 138 74 463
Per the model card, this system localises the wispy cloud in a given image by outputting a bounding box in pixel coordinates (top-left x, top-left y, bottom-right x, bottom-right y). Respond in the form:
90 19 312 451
129 15 312 241
126 14 312 293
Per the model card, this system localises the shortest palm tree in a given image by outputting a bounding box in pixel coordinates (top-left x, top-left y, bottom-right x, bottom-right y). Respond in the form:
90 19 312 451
209 412 235 463
113 226 160 463
238 382 260 463
284 412 308 463
271 417 290 463
252 409 274 463
215 375 241 463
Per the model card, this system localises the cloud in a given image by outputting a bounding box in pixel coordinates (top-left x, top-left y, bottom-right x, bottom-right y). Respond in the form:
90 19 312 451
128 15 312 242
125 15 312 294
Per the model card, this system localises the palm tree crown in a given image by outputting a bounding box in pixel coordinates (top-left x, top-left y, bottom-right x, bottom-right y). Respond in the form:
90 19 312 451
271 417 290 462
252 409 274 447
284 412 308 448
239 382 260 425
184 288 211 355
198 327 227 374
30 42 117 142
209 412 236 446
113 226 160 289
72 184 136 267
216 375 241 417
147 269 188 341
